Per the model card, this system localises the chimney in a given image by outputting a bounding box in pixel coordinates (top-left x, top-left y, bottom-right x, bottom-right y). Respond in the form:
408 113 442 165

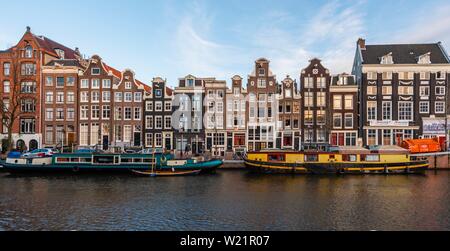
75 47 80 55
26 26 31 33
357 38 366 50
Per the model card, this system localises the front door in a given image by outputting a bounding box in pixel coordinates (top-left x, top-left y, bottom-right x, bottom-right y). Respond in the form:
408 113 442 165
134 132 141 147
102 136 109 151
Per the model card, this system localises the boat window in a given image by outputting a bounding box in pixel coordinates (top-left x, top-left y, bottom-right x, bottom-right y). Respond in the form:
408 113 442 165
121 158 131 163
93 156 114 164
268 154 285 161
114 156 120 164
342 155 357 162
143 158 155 163
363 154 379 162
133 158 143 163
70 158 80 162
57 158 70 163
305 154 318 162
80 158 92 163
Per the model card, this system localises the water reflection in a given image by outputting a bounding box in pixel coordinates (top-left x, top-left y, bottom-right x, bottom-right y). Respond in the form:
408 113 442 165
0 171 449 231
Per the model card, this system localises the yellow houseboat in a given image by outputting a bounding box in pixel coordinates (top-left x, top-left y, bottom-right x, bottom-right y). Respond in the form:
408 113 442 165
244 146 429 174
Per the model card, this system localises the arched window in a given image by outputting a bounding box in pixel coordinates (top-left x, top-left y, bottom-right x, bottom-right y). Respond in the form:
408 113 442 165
24 46 33 58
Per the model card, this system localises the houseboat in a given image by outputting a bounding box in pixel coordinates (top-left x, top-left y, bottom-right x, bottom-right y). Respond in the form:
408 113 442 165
1 152 223 174
244 146 429 174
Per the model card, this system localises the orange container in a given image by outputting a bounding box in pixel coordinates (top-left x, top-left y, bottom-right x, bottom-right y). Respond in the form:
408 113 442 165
401 138 442 153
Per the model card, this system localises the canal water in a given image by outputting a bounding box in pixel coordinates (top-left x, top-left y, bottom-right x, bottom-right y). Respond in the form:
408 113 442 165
0 170 449 231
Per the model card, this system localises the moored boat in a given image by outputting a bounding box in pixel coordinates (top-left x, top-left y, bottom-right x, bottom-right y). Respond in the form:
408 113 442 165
1 152 223 174
244 146 429 175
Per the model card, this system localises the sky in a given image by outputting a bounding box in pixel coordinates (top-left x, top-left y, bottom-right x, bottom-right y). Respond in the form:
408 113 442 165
1 0 450 88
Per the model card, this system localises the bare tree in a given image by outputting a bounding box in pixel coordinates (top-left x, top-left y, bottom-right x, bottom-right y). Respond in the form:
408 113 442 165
0 52 30 152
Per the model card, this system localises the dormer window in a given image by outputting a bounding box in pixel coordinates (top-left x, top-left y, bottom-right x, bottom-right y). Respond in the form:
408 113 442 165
55 49 65 59
380 53 393 64
339 76 348 85
418 52 431 64
436 71 446 80
91 68 101 75
259 68 265 76
187 79 194 87
24 46 33 58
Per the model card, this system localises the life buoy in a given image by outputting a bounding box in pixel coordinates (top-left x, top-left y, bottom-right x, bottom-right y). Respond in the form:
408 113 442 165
160 155 167 165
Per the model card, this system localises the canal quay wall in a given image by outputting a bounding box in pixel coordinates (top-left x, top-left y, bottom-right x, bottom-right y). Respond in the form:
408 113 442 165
412 152 450 170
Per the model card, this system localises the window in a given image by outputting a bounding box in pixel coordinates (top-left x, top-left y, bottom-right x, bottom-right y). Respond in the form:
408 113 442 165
114 125 123 142
81 79 89 88
125 82 132 89
115 92 123 102
115 107 122 120
20 63 36 76
102 79 111 88
367 86 377 95
67 77 75 86
398 72 414 80
258 68 265 76
45 126 53 144
21 82 36 93
333 95 342 109
333 113 342 128
145 133 153 147
56 92 64 103
80 106 88 119
398 86 414 95
304 77 314 88
79 124 89 146
91 91 100 102
285 88 292 98
56 77 65 87
155 89 162 97
91 105 100 119
165 101 172 111
20 119 35 134
21 99 35 112
91 68 101 75
134 92 142 102
304 111 313 125
124 92 132 102
187 79 194 87
381 54 393 64
257 79 266 88
165 116 171 129
3 81 10 93
435 86 446 96
317 110 326 125
23 46 33 58
317 92 326 107
146 101 153 111
80 91 89 102
420 86 430 96
344 95 353 109
155 133 162 147
45 76 53 86
419 102 429 114
90 124 99 145
304 92 313 107
367 101 377 121
56 108 64 120
435 102 446 114
102 91 111 102
382 101 392 120
145 116 153 129
345 114 353 128
134 107 141 120
398 102 413 121
367 129 377 146
367 72 377 80
155 116 163 129
155 102 163 111
317 77 326 88
420 72 430 80
436 71 446 80
383 130 392 145
67 108 75 120
102 105 110 119
382 86 392 95
382 72 392 80
45 108 53 121
91 79 100 89
124 107 132 120
3 63 10 76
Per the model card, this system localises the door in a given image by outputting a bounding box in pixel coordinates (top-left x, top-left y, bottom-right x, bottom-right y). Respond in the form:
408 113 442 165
134 132 141 147
29 140 38 151
102 136 109 151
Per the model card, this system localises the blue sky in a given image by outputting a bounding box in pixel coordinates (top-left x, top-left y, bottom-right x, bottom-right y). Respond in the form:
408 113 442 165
1 0 450 87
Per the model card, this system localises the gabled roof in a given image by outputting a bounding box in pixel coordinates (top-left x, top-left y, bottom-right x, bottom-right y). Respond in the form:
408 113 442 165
361 43 450 64
103 63 152 93
32 34 79 59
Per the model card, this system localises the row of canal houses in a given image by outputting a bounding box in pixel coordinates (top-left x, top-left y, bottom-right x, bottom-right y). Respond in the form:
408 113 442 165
0 28 449 158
